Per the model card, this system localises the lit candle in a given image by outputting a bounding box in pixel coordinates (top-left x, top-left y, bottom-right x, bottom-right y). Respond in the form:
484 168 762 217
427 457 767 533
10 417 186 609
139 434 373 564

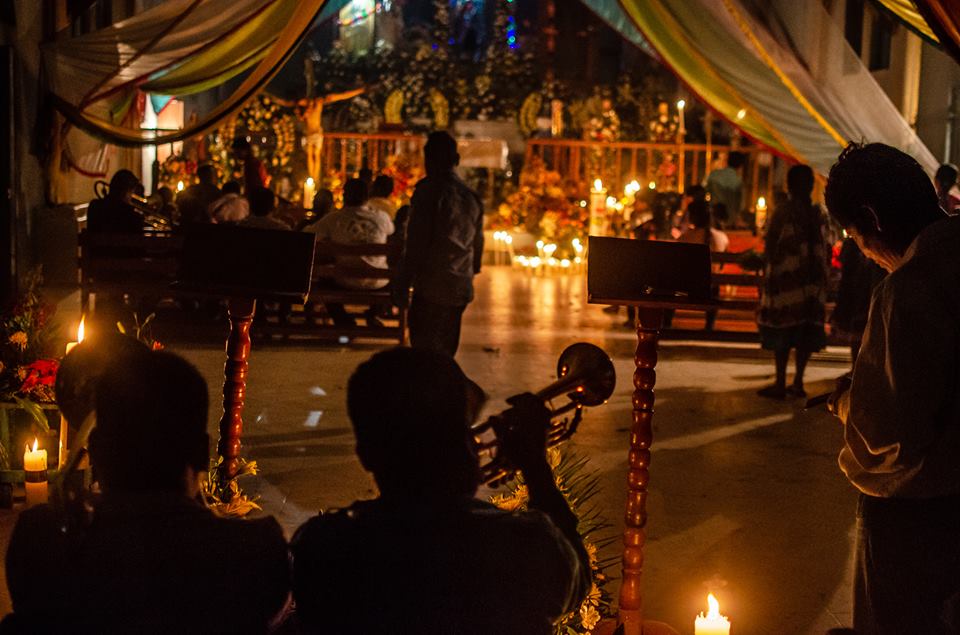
24 438 48 507
756 196 768 231
648 181 657 190
695 594 730 635
677 99 687 135
176 180 185 192
589 179 607 237
303 177 316 210
62 317 84 467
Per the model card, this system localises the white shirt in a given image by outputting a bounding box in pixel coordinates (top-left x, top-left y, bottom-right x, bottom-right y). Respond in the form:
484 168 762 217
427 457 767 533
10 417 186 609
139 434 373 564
306 204 395 289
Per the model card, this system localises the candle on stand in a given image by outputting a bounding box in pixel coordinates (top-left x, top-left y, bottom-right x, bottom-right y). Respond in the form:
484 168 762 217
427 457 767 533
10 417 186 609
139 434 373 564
24 438 48 507
695 594 731 635
756 196 768 232
176 180 185 193
677 99 686 136
61 317 84 467
589 179 607 237
303 177 316 210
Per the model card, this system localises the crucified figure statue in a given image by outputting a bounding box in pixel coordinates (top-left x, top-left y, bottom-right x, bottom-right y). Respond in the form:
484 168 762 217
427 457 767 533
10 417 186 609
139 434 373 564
301 88 365 182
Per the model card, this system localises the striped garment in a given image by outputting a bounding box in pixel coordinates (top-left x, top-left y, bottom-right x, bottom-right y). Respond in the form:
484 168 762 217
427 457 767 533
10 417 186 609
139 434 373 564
758 199 829 328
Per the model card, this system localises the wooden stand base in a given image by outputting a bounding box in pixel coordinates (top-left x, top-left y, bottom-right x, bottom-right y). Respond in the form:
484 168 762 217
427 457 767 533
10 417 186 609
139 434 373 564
216 298 256 479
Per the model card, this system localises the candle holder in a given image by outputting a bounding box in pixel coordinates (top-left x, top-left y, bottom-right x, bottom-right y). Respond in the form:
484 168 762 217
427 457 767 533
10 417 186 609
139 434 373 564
588 237 716 635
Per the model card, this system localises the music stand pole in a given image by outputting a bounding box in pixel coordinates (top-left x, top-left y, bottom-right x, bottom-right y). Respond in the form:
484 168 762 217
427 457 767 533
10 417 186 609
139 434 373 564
217 297 256 480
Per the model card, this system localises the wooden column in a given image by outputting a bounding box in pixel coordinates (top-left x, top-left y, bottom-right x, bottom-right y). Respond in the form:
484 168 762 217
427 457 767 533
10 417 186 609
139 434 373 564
618 307 662 635
217 297 256 479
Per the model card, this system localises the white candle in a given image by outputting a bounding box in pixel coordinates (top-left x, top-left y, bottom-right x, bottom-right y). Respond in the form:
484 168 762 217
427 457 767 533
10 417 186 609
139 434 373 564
589 179 607 237
677 99 687 135
303 177 316 210
24 438 48 507
695 594 730 635
62 317 84 467
756 196 768 231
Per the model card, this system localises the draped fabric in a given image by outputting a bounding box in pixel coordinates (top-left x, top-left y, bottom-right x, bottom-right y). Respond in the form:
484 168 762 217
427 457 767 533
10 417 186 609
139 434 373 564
581 0 936 174
43 0 327 146
874 0 939 44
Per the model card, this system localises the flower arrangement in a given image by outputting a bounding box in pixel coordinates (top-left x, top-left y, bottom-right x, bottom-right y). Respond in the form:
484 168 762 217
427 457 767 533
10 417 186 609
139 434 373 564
491 448 617 634
207 95 299 186
380 150 425 206
0 270 58 406
158 154 197 191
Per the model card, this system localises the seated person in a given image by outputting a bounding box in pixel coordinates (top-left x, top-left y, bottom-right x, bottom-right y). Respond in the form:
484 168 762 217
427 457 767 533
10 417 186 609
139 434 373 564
367 175 398 220
306 178 395 327
176 164 220 226
5 345 289 633
678 200 728 330
87 169 144 234
239 187 291 230
209 180 250 224
291 347 590 634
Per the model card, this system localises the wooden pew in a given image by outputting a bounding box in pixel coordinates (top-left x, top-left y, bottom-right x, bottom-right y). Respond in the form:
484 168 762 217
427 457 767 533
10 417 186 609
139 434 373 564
260 241 407 344
78 230 183 314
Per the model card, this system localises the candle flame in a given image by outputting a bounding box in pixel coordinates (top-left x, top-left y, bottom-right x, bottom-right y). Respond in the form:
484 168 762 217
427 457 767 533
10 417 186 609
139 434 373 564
593 179 603 191
77 317 85 344
176 180 185 192
736 108 747 120
757 196 766 210
648 181 657 190
30 438 38 453
707 593 720 617
677 99 686 110
306 177 315 187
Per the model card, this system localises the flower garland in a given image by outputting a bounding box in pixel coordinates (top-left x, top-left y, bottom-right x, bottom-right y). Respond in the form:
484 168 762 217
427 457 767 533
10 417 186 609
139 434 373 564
158 154 197 190
491 448 616 634
207 95 298 184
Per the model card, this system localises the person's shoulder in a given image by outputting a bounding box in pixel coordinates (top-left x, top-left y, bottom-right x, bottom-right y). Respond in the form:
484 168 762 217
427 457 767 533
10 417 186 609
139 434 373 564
292 502 376 553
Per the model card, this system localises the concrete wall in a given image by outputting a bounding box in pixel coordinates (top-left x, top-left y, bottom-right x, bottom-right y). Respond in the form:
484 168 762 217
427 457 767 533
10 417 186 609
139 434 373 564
916 42 960 164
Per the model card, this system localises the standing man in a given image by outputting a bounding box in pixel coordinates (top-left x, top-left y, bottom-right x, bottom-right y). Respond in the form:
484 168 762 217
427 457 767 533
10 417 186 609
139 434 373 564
393 131 484 356
825 142 960 634
231 137 269 196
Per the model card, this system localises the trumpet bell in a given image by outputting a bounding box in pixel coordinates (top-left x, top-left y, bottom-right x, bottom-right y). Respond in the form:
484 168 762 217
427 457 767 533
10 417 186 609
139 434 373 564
553 342 616 406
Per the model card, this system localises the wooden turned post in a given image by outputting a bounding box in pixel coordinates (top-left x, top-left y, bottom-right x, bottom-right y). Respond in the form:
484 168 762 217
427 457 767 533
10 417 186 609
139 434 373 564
618 306 663 635
217 297 256 479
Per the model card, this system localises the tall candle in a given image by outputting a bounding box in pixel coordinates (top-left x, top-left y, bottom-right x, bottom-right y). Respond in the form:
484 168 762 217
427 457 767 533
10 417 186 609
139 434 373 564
589 179 607 237
24 438 48 507
303 177 316 210
677 99 687 135
695 594 730 635
62 317 84 467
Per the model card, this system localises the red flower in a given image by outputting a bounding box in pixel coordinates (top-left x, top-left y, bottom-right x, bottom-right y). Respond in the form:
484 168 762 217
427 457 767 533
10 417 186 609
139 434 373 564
18 359 59 394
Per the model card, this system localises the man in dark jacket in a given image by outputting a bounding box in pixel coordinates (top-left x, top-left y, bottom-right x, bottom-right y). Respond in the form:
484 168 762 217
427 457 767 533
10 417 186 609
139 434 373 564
5 345 289 633
393 131 484 356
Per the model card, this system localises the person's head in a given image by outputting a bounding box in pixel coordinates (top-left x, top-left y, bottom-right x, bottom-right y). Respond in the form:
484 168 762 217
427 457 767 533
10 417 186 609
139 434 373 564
56 332 151 430
371 175 394 199
684 184 706 204
786 164 815 202
358 167 374 187
424 131 459 176
90 350 209 494
312 188 334 219
343 178 368 207
347 347 484 498
222 180 242 196
727 152 746 170
231 137 251 160
157 186 174 206
108 170 140 204
935 163 958 194
825 142 944 271
687 200 711 229
197 164 217 186
249 186 276 217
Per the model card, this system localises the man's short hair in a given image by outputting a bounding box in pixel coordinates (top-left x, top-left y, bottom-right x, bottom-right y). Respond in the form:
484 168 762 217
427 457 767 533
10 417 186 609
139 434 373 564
424 131 459 171
787 164 815 200
825 142 939 253
727 152 746 169
347 347 480 494
222 180 242 195
343 179 369 207
249 186 276 217
109 169 140 195
197 164 217 184
687 200 710 229
935 163 958 189
91 351 209 492
370 175 394 199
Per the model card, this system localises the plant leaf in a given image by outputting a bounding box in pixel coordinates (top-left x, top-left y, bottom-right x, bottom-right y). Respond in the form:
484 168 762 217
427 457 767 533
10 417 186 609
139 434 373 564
13 396 49 433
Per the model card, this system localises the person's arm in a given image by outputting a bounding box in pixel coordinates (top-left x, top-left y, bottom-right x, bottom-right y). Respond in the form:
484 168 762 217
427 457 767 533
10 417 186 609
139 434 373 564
835 275 956 495
393 183 434 307
495 393 592 606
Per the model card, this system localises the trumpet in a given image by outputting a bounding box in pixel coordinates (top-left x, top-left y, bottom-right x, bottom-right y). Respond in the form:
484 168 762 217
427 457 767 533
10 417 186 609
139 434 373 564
93 180 172 230
473 343 616 486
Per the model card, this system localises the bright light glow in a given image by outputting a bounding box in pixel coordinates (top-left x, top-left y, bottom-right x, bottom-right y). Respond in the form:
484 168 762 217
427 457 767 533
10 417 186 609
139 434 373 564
757 196 767 210
560 259 571 268
31 438 38 453
695 593 730 634
536 240 545 249
543 243 557 256
77 317 85 344
648 181 657 190
677 99 686 110
736 109 747 120
606 196 617 207
708 594 720 617
504 235 513 245
593 179 603 191
305 177 315 188
176 180 184 192
530 257 542 268
579 200 587 208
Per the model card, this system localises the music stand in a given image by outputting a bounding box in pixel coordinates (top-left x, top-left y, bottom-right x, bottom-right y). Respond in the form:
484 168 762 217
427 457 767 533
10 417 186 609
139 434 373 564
588 237 715 635
175 225 316 478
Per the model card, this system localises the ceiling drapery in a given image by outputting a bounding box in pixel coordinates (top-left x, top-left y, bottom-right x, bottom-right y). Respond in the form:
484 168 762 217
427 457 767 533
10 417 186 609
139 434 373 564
581 0 936 174
43 0 327 146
